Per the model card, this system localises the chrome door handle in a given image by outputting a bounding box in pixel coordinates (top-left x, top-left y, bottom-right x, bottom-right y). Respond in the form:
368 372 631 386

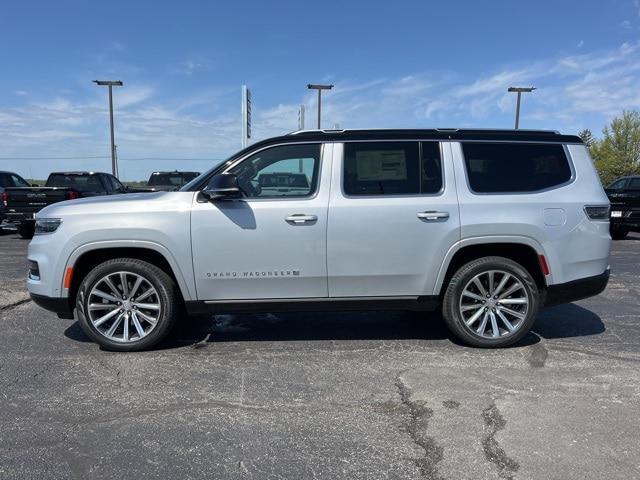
417 211 449 221
285 214 318 224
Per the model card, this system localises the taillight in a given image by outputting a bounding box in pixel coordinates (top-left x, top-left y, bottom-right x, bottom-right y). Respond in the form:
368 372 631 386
584 205 610 220
1 191 7 207
66 190 79 200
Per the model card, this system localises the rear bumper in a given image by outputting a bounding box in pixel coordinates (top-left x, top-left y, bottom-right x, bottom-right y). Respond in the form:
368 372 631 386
544 269 610 307
30 293 74 319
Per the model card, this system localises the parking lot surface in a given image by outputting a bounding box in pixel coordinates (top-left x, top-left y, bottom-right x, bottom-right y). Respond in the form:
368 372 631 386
1 231 639 479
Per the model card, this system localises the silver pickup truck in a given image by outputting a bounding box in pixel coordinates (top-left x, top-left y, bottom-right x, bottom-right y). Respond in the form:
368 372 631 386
26 129 611 351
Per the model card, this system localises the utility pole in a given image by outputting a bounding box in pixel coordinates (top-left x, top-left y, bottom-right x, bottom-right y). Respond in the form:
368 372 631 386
298 105 305 130
241 85 252 148
307 84 333 129
507 86 536 129
93 80 123 177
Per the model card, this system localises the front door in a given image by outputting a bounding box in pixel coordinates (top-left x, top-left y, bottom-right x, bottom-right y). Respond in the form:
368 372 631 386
327 141 460 297
191 142 332 300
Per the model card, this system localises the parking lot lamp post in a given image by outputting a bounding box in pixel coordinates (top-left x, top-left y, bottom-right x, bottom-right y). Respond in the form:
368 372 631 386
507 86 536 129
307 84 334 129
93 80 123 177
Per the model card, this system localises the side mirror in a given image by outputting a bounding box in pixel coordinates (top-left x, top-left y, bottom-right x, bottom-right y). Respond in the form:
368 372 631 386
201 174 242 201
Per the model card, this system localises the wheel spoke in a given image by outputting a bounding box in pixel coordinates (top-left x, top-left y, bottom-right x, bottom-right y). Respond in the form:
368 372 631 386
123 313 130 341
89 303 118 311
93 306 122 327
135 309 157 326
129 277 143 299
103 276 122 298
498 282 523 300
476 311 489 334
492 273 511 298
133 302 160 311
131 312 146 338
92 289 120 303
105 313 124 337
489 311 500 337
496 310 515 331
497 305 525 320
465 306 486 326
462 291 485 302
134 288 154 302
488 271 494 295
499 298 528 305
120 273 130 297
461 304 483 312
473 277 488 297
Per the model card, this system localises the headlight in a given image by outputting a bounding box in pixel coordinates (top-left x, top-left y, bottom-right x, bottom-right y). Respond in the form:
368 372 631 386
34 218 62 235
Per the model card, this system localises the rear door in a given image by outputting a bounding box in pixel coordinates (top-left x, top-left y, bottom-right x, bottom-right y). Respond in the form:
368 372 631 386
327 141 460 297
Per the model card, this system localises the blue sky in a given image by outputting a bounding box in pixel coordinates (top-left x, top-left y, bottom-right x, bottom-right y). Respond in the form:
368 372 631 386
1 0 640 180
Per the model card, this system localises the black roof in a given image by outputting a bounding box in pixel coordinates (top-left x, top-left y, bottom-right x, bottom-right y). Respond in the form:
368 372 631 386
49 171 106 175
232 128 583 158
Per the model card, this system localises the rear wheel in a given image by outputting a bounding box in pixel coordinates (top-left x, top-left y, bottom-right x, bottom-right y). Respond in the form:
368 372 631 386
76 258 180 351
442 256 540 348
17 223 34 239
610 226 629 240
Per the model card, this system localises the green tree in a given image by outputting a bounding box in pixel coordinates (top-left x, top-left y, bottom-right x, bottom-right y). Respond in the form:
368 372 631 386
578 128 596 148
590 110 640 186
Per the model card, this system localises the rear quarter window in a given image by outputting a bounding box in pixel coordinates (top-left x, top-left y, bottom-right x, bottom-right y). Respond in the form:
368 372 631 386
461 142 572 193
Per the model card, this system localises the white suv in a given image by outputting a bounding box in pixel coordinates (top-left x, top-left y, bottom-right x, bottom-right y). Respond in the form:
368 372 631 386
27 129 611 350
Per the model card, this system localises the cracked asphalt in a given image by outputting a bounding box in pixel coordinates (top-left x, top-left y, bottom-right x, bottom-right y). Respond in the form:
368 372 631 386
1 230 639 479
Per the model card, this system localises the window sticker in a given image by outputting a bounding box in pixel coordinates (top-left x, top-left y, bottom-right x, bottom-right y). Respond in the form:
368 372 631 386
355 150 407 181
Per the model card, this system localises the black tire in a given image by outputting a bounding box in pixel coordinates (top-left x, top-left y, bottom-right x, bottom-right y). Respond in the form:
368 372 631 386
610 226 629 240
442 256 540 348
17 223 34 239
76 258 180 351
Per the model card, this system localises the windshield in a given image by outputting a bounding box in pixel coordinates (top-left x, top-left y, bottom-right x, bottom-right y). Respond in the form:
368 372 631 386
46 174 103 191
148 172 200 187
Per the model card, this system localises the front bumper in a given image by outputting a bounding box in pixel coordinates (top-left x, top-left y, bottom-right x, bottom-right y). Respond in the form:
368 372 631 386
30 293 74 319
544 269 610 307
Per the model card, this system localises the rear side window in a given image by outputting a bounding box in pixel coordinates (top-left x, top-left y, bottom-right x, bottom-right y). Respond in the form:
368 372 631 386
629 178 640 190
462 143 572 193
343 141 442 196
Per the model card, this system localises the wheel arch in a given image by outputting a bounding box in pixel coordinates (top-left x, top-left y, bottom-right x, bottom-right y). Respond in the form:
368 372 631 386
64 241 195 306
434 237 549 296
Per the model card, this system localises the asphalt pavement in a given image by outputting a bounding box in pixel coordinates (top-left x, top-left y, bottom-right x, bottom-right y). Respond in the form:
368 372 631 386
0 230 639 479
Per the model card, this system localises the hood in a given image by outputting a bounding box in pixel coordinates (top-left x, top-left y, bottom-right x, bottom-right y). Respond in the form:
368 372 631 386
37 191 194 218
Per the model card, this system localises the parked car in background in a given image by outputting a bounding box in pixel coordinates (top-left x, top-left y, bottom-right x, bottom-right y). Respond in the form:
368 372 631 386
0 171 31 227
26 129 610 351
605 175 640 239
137 171 201 192
3 171 129 238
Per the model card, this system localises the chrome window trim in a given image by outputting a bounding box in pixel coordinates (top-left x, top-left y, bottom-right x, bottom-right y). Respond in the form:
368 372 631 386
458 142 577 196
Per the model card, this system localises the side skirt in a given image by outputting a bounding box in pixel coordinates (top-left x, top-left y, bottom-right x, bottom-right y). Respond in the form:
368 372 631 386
185 296 440 316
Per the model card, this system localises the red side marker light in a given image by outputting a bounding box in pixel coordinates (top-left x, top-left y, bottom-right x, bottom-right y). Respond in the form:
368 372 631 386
539 255 550 276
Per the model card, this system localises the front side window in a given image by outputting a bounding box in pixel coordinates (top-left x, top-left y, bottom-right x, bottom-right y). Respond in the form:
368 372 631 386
343 141 442 196
228 144 321 198
462 142 572 193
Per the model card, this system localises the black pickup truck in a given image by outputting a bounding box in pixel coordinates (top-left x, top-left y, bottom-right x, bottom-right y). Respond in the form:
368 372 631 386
0 171 32 227
136 171 201 192
606 175 640 240
2 171 129 238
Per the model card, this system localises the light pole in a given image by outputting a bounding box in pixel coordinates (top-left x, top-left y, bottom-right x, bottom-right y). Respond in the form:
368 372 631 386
307 84 333 129
507 86 536 129
93 80 123 177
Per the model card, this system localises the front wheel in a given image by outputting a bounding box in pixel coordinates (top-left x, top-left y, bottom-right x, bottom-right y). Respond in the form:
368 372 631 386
76 258 180 351
442 256 540 348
